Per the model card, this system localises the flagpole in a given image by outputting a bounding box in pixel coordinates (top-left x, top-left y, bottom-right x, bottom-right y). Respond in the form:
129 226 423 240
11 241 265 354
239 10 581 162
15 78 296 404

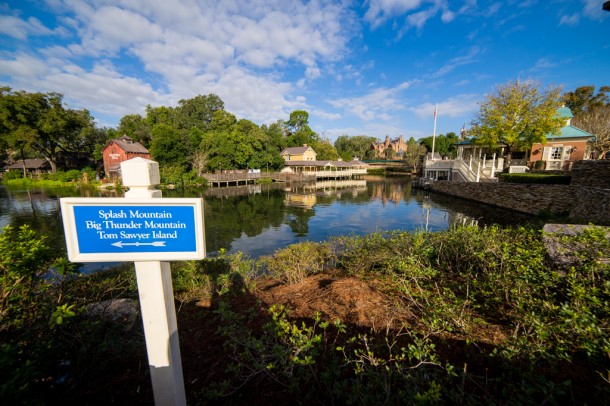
431 104 437 160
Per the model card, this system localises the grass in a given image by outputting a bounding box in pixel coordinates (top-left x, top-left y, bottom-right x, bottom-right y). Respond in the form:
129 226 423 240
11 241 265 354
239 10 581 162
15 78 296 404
2 178 82 188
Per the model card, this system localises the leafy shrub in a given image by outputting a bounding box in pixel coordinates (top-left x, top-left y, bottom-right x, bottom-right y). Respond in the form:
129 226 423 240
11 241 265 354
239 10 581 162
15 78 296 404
0 225 54 328
500 173 571 184
263 241 332 284
3 170 23 180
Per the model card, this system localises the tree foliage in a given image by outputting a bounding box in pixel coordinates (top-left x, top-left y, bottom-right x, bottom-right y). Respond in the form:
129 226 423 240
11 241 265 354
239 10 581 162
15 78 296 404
563 85 610 116
149 123 189 167
0 88 95 172
116 114 151 147
403 137 427 171
285 110 319 147
419 132 459 158
313 140 339 161
469 80 564 157
334 135 377 161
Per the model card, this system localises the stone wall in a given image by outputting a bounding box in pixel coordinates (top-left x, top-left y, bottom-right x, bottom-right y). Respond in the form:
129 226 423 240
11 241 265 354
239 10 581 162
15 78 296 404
571 160 610 189
569 186 610 224
428 160 610 224
429 182 574 216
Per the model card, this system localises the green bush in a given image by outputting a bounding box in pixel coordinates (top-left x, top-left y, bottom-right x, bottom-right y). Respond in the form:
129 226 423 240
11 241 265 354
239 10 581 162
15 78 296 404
3 170 23 180
500 173 571 184
263 241 332 284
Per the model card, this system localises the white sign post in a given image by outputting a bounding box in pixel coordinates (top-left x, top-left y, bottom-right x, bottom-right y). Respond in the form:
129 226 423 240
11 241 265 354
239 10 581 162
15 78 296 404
60 157 205 406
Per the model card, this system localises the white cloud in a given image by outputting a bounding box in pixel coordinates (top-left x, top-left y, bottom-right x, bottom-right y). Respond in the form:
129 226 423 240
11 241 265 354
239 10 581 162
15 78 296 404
0 52 50 79
405 8 437 31
364 0 422 28
365 0 462 35
182 65 296 124
411 94 479 119
557 0 608 26
559 13 580 26
0 15 54 40
0 0 356 127
529 58 557 72
582 0 607 20
430 46 482 78
0 53 164 117
328 81 415 121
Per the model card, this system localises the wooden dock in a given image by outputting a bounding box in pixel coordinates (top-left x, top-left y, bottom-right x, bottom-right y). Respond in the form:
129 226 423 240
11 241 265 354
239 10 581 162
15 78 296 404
202 171 316 187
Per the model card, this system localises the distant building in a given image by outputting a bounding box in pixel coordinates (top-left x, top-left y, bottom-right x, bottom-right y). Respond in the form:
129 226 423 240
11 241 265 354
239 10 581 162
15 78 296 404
102 135 150 180
6 159 51 177
371 135 408 159
280 144 317 161
529 107 595 171
280 144 368 179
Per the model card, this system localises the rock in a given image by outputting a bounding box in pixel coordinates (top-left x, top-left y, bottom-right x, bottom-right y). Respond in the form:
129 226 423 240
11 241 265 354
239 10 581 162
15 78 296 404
542 223 610 271
85 298 139 331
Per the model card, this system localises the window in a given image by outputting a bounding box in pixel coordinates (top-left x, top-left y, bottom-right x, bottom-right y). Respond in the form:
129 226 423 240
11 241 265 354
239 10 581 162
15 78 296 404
550 146 563 160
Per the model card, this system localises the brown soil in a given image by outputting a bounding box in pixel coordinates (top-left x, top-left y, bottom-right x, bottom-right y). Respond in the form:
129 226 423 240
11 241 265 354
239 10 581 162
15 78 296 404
255 274 415 329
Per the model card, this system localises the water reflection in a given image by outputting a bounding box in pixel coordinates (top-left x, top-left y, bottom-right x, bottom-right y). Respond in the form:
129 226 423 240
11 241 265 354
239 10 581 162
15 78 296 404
1 177 532 264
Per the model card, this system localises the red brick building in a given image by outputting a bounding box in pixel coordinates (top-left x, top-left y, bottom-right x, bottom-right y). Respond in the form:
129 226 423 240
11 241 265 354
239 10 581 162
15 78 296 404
102 135 150 180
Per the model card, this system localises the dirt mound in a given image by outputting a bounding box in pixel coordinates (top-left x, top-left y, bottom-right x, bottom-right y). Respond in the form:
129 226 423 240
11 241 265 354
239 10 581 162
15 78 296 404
256 274 413 329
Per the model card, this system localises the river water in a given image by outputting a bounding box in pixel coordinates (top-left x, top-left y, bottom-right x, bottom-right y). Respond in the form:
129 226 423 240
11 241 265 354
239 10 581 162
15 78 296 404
0 176 532 271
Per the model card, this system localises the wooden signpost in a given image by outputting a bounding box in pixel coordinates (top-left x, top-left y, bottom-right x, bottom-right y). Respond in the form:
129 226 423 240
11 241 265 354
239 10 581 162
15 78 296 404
60 157 204 406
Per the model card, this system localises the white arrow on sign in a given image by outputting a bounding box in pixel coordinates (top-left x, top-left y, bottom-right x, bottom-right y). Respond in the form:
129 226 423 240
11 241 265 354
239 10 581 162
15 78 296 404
111 241 166 248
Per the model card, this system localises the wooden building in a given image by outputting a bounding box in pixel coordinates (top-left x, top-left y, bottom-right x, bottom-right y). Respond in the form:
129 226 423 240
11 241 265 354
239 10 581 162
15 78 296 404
102 135 150 180
280 145 317 161
6 159 51 177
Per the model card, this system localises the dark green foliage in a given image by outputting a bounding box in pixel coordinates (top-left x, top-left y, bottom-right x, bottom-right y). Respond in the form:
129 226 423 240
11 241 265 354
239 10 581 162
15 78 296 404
563 85 610 115
500 173 572 184
0 87 96 173
334 134 377 161
419 132 459 158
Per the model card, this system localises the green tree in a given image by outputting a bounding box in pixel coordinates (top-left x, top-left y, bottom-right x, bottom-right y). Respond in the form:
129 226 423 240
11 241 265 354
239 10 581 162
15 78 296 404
203 111 236 171
0 88 95 173
313 140 339 160
285 110 319 147
145 105 176 127
419 132 459 158
116 114 151 147
262 121 287 154
334 135 377 161
563 85 610 116
149 123 189 167
175 94 224 131
469 80 564 159
403 137 426 172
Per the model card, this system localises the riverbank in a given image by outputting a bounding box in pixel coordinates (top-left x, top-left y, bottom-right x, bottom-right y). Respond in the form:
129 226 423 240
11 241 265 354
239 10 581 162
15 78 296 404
426 160 610 225
2 224 608 404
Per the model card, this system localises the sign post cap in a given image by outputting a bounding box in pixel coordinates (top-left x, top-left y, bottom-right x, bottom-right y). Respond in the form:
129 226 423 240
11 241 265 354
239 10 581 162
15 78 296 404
121 157 160 187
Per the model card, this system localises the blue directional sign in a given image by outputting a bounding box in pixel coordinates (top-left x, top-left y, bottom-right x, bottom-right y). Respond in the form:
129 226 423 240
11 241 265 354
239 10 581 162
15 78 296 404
60 198 205 262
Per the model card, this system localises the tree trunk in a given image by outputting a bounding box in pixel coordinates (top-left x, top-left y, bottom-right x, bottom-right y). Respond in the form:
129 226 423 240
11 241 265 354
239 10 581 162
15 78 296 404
19 147 27 178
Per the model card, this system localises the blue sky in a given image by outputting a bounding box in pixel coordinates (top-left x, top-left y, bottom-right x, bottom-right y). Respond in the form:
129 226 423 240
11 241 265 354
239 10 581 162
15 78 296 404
1 1 609 142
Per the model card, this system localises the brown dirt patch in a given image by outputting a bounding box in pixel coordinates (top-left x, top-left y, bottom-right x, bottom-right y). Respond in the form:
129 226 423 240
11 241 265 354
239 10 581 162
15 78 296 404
255 274 414 330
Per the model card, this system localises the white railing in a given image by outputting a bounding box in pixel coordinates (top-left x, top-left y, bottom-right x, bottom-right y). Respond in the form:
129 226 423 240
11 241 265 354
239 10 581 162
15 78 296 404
425 157 500 182
311 169 354 178
508 166 529 173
